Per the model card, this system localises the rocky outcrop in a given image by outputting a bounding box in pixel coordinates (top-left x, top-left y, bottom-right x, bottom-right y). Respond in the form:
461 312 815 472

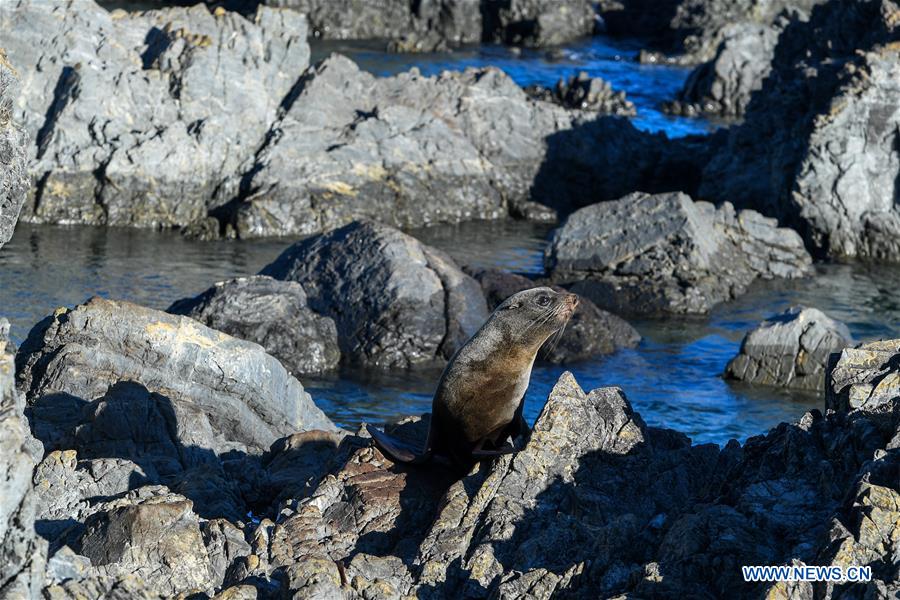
725 306 853 390
265 0 595 49
699 0 900 261
601 0 825 64
4 0 310 233
168 275 340 376
465 266 641 363
666 22 781 117
0 320 46 599
525 71 636 115
0 51 28 251
204 363 899 598
260 221 489 369
544 192 813 315
16 297 336 456
827 339 900 413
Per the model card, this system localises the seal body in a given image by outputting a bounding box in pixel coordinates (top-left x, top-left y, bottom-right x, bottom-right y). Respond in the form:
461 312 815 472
370 287 578 471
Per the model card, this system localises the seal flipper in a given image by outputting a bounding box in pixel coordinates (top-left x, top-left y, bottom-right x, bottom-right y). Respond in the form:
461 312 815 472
368 425 432 464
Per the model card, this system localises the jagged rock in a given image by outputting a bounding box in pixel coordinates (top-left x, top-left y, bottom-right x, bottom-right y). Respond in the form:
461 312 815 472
266 0 594 48
725 306 853 390
0 51 28 251
827 339 900 414
16 297 336 457
3 0 310 230
525 71 636 115
668 22 781 117
544 192 813 315
202 518 253 589
260 221 489 368
168 275 340 376
262 429 349 506
464 266 641 362
0 325 46 598
74 487 216 596
600 0 826 64
699 0 900 261
42 573 166 600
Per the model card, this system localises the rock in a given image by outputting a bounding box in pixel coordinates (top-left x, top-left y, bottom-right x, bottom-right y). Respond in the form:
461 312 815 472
481 0 596 47
699 0 900 261
544 192 813 315
74 488 216 596
168 275 340 376
600 0 826 64
669 22 781 117
464 266 641 362
0 50 28 251
260 221 489 368
0 322 46 598
16 297 336 457
262 429 349 506
3 0 310 230
266 0 594 48
827 339 900 414
526 71 636 115
725 306 853 390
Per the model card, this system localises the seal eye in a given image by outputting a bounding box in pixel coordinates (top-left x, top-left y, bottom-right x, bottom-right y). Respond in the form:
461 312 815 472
537 295 550 306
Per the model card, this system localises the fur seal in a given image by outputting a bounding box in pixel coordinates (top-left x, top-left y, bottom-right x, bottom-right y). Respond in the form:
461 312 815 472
369 287 578 471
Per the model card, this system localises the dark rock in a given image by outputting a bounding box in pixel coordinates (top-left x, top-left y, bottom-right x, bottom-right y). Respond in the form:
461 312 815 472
601 0 826 64
481 0 596 47
826 339 900 414
168 275 340 376
0 50 28 251
464 266 641 362
725 306 853 390
16 297 336 457
670 22 781 117
4 0 310 230
525 71 636 115
699 0 900 261
267 0 594 48
261 221 489 369
0 327 46 598
262 429 349 507
545 192 813 315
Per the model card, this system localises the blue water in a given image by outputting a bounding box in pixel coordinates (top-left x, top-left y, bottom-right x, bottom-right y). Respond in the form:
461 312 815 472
312 36 717 138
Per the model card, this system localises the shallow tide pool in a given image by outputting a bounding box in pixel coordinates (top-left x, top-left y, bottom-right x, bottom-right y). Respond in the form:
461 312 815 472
3 221 898 446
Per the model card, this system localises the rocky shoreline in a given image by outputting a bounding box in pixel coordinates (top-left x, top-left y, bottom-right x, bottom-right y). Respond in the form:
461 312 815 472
2 0 900 598
1 304 898 598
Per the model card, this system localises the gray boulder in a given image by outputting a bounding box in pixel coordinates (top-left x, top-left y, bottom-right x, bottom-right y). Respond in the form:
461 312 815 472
16 297 336 458
545 192 813 315
699 0 900 261
827 339 900 414
482 0 596 47
0 323 46 599
74 487 216 596
668 22 781 117
3 0 310 231
464 266 641 363
261 221 489 368
0 51 28 251
725 306 853 390
168 275 340 376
